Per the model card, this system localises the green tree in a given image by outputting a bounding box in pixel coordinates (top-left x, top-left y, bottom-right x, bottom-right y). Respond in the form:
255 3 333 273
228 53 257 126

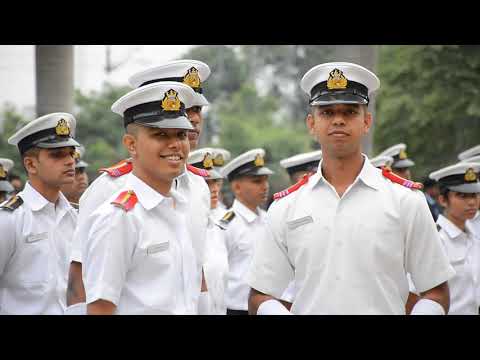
74 84 131 181
375 45 480 180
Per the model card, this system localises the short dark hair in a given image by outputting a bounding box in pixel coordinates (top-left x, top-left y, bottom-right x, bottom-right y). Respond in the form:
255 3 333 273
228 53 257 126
422 177 437 189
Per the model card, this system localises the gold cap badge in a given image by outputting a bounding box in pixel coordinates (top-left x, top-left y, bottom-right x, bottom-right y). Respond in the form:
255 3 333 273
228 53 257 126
202 153 214 169
213 154 224 167
161 89 181 112
55 119 70 136
399 149 408 160
254 154 265 167
183 67 201 89
465 168 477 182
73 151 81 161
0 165 6 179
327 69 348 90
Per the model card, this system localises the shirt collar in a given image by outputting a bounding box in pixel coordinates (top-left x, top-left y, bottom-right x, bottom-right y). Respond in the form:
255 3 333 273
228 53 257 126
313 154 382 191
126 173 186 211
232 199 259 223
437 214 464 239
19 182 51 211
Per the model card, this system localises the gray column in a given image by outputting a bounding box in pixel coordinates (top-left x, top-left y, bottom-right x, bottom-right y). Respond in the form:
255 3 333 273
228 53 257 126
333 45 378 157
35 45 74 117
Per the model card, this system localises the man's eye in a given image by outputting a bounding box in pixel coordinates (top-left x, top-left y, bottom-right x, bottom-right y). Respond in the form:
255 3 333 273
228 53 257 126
179 132 187 139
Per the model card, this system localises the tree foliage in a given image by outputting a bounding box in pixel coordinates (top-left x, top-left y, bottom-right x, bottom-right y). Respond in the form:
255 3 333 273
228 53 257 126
375 45 480 180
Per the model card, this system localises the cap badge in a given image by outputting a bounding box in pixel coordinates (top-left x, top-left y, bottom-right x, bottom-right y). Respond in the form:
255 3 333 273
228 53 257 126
202 153 214 169
0 165 6 179
213 154 224 166
465 168 477 182
183 67 201 89
327 69 348 90
254 154 265 167
399 149 408 160
55 119 70 136
161 89 181 112
73 151 81 161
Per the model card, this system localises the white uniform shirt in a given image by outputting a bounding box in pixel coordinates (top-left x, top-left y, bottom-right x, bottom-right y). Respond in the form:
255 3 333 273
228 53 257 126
467 211 480 307
82 173 201 315
203 213 229 314
0 182 77 314
71 166 210 267
437 214 480 315
247 157 455 315
225 199 268 311
70 172 128 263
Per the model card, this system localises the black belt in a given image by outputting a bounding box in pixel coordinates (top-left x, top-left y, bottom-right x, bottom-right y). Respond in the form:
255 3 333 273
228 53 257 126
226 308 249 316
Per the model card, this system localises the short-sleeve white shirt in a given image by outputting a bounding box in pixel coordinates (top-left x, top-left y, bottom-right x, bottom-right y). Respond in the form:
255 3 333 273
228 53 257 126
81 173 201 315
71 166 210 266
203 212 229 314
247 157 455 315
225 199 268 311
0 182 77 314
437 214 480 315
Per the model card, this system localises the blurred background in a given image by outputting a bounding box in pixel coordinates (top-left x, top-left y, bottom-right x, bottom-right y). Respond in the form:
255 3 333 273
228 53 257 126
1 45 480 199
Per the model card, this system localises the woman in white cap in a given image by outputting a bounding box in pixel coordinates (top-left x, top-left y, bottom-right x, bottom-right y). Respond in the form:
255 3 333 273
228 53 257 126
0 113 79 314
427 162 480 314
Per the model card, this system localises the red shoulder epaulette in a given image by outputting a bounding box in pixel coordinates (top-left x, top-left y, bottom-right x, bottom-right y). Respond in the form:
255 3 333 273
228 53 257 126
99 159 133 178
111 190 138 211
187 164 209 178
273 173 313 201
382 167 423 190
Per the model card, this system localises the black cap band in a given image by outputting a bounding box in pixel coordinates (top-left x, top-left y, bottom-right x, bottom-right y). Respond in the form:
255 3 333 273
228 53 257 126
140 77 203 94
439 174 479 188
123 100 187 128
286 161 319 176
228 161 264 181
18 128 72 155
310 80 369 105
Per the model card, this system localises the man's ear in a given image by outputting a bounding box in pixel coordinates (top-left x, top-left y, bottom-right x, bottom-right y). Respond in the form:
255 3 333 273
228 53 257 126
438 194 448 208
123 133 137 158
364 111 373 134
306 113 316 136
23 155 38 175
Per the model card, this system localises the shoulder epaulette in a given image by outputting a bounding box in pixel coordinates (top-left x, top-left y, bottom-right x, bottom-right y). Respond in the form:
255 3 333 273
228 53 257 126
187 164 209 178
69 202 79 210
111 190 138 212
273 173 312 201
381 167 423 190
219 210 236 226
99 159 133 178
0 195 24 211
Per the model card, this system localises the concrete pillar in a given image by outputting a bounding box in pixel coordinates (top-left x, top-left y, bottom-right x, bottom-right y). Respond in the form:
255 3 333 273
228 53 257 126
35 45 74 117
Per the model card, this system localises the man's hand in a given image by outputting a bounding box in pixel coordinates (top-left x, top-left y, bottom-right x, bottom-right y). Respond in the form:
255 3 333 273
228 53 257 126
87 299 116 315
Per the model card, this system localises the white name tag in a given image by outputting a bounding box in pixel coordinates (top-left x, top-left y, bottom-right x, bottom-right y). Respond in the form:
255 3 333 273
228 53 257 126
147 242 169 254
287 216 313 230
26 232 48 243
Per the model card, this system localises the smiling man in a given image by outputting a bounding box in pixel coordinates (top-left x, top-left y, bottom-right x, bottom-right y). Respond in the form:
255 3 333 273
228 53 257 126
66 60 212 314
220 149 274 315
247 62 455 315
80 82 204 315
0 113 79 314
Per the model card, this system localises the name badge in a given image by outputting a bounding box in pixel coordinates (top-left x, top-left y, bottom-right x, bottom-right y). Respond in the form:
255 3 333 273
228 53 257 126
287 216 313 230
26 232 48 243
147 242 169 254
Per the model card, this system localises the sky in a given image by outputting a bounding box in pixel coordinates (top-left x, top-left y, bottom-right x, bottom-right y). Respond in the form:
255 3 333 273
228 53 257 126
0 45 195 115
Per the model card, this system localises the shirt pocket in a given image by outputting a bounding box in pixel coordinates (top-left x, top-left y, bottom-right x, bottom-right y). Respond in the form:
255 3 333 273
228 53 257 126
18 232 50 285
